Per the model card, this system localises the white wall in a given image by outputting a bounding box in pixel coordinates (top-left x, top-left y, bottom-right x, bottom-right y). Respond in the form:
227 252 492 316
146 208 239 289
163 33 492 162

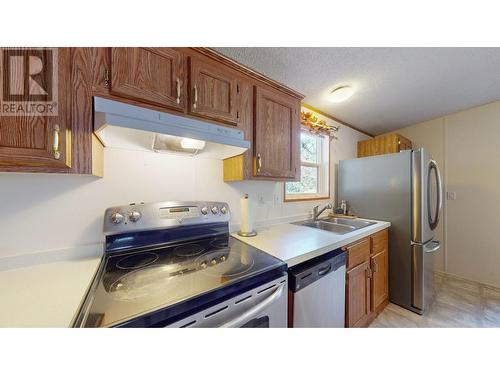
0 109 368 259
395 100 500 287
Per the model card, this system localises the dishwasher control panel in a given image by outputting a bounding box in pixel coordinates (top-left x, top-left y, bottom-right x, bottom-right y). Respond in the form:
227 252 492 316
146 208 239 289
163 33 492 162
288 248 346 292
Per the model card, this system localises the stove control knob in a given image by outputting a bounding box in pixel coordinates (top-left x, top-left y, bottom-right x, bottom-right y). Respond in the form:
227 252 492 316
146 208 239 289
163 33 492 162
220 206 227 215
210 258 217 265
128 211 141 222
201 207 209 215
211 206 219 215
110 212 124 224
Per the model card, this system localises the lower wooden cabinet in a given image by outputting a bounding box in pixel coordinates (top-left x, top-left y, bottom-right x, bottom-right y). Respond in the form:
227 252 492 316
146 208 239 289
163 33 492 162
371 248 389 311
346 260 372 327
343 228 389 327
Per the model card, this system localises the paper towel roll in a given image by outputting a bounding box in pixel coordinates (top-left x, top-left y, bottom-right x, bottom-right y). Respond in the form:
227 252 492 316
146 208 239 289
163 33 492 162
240 194 254 234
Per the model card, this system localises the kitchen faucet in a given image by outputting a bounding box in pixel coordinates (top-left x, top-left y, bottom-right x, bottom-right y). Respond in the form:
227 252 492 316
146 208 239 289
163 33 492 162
312 202 333 221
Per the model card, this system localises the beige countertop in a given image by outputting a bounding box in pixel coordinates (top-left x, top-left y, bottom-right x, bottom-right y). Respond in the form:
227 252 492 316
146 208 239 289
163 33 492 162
232 219 390 267
0 245 102 328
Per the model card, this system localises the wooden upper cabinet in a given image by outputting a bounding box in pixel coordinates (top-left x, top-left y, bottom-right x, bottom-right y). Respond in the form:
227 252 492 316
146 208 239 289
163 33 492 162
0 48 71 171
109 48 186 111
346 260 372 327
88 47 111 95
188 56 239 124
371 249 389 311
254 86 299 179
357 133 412 158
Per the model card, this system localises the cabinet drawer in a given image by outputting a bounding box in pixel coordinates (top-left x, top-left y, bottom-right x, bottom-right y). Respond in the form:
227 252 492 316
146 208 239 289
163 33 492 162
371 229 388 255
344 237 371 270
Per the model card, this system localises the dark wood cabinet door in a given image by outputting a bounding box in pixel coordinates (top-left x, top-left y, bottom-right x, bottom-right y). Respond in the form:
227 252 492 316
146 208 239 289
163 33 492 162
0 48 71 171
110 48 186 111
89 48 111 95
346 260 371 327
189 56 239 124
371 249 389 311
254 86 299 179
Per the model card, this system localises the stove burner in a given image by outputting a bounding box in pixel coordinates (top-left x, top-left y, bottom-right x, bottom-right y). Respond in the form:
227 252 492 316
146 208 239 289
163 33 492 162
210 238 229 248
109 264 182 301
173 244 205 257
116 252 159 270
195 249 254 278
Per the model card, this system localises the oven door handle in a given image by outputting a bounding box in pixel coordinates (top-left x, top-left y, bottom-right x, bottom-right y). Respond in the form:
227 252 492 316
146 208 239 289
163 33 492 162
220 283 285 328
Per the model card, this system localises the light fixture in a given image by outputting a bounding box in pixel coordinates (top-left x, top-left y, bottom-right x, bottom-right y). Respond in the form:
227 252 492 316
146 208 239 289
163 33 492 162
152 135 206 156
328 85 355 103
180 138 206 150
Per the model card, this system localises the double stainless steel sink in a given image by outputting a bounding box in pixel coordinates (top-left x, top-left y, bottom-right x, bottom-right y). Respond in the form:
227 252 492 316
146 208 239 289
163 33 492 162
293 217 376 235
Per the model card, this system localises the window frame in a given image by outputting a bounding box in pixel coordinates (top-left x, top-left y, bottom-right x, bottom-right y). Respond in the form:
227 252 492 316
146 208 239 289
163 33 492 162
284 130 331 202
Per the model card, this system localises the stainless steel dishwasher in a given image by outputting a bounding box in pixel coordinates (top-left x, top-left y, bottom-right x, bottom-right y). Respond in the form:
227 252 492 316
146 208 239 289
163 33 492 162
289 249 346 328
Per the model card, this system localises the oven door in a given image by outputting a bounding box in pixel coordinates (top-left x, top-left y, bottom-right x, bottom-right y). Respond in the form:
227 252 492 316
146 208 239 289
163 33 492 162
166 276 288 328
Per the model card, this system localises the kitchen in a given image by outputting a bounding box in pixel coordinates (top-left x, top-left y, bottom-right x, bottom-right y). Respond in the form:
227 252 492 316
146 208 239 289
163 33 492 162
2 45 499 329
1 2 499 373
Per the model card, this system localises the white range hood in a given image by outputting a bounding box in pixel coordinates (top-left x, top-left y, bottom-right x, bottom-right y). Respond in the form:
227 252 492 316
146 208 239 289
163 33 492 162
93 97 250 159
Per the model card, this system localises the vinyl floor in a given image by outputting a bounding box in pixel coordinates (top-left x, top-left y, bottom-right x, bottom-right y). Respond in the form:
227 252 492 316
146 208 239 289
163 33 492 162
370 272 500 328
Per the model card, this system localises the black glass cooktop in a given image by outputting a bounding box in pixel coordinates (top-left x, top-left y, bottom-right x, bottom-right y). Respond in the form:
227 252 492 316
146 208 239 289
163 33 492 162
78 233 285 327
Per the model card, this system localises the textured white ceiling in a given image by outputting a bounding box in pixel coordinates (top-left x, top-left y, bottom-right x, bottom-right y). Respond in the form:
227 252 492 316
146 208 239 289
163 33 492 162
214 48 500 135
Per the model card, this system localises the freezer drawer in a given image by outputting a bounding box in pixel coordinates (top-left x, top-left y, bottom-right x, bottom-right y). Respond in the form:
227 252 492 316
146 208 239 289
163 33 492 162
412 240 440 313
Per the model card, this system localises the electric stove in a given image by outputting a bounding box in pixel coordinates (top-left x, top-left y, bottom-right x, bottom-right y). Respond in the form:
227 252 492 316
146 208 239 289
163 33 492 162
73 201 287 328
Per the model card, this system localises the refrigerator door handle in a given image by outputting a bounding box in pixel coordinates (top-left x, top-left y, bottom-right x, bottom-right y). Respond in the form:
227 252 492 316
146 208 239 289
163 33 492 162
424 240 440 253
428 159 443 230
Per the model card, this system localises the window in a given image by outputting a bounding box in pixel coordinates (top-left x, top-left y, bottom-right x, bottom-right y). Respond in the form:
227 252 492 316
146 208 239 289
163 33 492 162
285 131 330 201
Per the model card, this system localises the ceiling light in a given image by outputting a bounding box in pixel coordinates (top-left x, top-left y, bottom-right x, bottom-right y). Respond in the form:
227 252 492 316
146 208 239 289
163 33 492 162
328 85 355 103
180 138 206 150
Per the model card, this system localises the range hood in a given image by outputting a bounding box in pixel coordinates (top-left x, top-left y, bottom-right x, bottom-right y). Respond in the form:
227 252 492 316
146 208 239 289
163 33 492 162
94 97 249 159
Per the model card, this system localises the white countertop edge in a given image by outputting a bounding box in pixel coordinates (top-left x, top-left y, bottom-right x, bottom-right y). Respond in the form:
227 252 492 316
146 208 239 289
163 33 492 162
0 243 104 272
282 221 390 267
229 213 311 233
232 219 390 268
0 256 102 328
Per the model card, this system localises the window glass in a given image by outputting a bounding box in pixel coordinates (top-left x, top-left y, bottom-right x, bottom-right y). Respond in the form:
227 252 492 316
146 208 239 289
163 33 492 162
300 132 317 163
285 128 330 201
286 166 318 194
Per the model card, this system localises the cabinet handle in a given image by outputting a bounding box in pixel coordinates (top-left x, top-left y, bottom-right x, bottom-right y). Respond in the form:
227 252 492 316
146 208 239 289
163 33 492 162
257 153 262 173
104 68 110 88
373 261 379 273
176 78 181 104
193 84 198 109
365 268 372 279
53 125 61 160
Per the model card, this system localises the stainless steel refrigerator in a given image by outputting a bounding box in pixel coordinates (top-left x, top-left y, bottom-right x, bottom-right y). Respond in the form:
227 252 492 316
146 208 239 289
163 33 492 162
338 149 443 314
